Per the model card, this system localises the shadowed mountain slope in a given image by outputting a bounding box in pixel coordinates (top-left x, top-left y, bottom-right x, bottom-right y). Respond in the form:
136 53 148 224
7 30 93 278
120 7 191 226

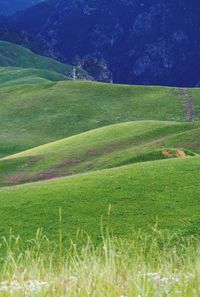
1 0 200 86
0 0 43 16
0 41 88 79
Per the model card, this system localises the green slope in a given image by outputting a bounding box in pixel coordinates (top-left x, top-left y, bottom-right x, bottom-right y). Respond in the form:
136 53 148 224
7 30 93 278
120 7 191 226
0 156 200 241
0 120 199 187
0 48 200 242
0 67 69 86
1 80 199 158
0 41 88 79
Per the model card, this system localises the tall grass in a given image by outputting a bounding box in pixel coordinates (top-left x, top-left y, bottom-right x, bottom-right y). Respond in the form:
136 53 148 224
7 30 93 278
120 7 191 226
0 227 199 296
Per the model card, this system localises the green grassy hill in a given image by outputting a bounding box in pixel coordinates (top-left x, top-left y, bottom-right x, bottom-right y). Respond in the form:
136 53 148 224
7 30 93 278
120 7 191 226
0 155 200 241
1 43 200 242
1 80 200 158
0 67 69 87
0 41 88 79
0 120 199 186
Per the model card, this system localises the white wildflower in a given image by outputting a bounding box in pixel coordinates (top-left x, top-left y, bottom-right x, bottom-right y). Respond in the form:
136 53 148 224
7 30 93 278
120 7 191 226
0 279 48 293
68 275 77 282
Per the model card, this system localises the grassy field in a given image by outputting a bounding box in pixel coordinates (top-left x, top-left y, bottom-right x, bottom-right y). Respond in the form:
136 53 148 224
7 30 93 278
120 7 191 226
0 120 199 186
0 229 199 297
0 155 200 241
0 75 200 242
0 67 70 87
1 80 199 158
1 41 200 297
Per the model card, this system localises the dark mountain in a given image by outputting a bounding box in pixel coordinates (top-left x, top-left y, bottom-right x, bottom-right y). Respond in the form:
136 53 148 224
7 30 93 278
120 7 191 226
1 0 200 86
0 25 45 54
0 0 43 16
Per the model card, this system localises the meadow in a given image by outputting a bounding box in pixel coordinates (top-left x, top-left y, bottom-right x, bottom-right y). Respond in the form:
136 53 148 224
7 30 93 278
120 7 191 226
0 155 200 241
0 228 199 297
0 80 199 158
1 40 200 296
1 120 199 186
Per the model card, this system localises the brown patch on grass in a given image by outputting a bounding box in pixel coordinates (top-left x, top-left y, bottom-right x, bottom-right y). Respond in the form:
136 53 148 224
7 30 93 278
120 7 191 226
178 89 197 122
8 169 72 186
37 172 61 180
24 170 72 183
56 158 81 169
9 172 31 184
175 150 187 158
162 149 187 158
162 149 170 157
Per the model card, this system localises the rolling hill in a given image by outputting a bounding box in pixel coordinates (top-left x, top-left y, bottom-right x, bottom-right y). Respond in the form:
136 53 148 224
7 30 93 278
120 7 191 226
0 120 199 187
0 41 88 79
0 155 200 241
1 80 200 158
0 41 200 242
0 66 70 86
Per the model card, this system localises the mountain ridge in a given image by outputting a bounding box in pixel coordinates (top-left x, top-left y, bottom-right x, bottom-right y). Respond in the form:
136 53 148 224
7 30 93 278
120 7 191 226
1 0 200 86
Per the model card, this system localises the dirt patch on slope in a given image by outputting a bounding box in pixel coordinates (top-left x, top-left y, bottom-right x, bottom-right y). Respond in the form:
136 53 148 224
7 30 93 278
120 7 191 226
162 149 187 158
178 89 197 122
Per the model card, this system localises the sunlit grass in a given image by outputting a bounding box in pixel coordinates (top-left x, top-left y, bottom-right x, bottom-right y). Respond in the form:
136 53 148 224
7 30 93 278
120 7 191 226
0 227 199 296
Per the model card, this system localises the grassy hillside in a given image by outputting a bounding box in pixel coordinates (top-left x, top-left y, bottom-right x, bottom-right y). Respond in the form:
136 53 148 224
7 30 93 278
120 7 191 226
0 41 88 78
1 80 199 158
0 48 200 243
0 66 69 86
0 156 200 241
1 120 199 186
1 37 200 297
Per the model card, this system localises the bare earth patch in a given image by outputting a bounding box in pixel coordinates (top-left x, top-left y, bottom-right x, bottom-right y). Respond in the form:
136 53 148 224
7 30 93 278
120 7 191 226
162 149 187 158
178 89 197 122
